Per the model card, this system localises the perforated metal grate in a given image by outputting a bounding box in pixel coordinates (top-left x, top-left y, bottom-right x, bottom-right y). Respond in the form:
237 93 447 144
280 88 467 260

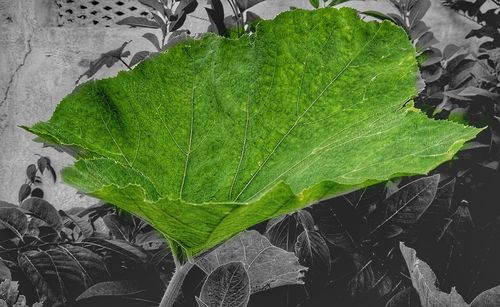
55 0 152 27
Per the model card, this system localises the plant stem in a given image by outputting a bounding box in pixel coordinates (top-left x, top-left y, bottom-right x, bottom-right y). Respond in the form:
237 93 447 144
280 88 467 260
159 262 194 307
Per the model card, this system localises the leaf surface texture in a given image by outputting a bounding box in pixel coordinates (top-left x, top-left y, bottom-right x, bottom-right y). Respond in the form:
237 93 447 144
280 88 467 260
26 8 480 257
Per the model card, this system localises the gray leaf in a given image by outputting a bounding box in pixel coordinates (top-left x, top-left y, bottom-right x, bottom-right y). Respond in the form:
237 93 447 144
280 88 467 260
470 285 500 307
372 174 440 235
294 230 330 276
198 262 250 307
20 197 62 232
196 230 306 293
399 243 468 307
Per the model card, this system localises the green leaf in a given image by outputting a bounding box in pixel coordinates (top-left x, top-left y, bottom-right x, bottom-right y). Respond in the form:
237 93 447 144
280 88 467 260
25 8 481 258
197 262 250 307
196 230 306 293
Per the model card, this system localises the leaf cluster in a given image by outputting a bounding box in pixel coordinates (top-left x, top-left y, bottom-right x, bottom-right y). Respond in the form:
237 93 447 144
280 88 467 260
2 159 174 306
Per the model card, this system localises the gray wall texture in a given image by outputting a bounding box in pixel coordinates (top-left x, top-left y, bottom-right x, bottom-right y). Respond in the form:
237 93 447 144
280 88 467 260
0 0 476 209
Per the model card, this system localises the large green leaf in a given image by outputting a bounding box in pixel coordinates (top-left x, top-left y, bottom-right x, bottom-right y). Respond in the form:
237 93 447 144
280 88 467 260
25 8 480 258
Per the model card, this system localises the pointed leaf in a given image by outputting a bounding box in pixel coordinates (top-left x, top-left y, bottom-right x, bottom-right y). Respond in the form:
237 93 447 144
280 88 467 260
25 8 481 258
20 197 62 232
142 33 161 51
265 214 301 252
309 0 319 8
295 230 330 275
76 280 146 300
373 175 440 235
61 212 94 238
18 184 31 203
385 287 420 307
400 243 468 307
80 238 148 264
130 51 151 67
459 86 500 99
409 0 431 28
116 16 159 28
18 246 107 304
0 207 28 238
206 5 228 37
235 0 265 12
26 164 37 183
37 156 50 174
138 0 164 13
103 214 132 240
265 210 313 252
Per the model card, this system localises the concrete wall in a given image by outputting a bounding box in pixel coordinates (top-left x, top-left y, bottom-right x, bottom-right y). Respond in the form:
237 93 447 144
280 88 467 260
0 0 476 209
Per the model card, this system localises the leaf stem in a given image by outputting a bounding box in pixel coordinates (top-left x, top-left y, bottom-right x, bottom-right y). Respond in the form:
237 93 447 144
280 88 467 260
159 262 194 307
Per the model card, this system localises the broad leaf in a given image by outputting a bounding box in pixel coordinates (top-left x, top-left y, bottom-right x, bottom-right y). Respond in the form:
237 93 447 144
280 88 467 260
265 210 314 252
18 246 108 305
382 174 440 225
21 197 62 232
103 214 132 241
25 8 481 258
402 242 500 307
370 175 440 236
196 230 306 293
0 206 28 239
295 230 330 277
197 262 250 307
60 211 94 239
